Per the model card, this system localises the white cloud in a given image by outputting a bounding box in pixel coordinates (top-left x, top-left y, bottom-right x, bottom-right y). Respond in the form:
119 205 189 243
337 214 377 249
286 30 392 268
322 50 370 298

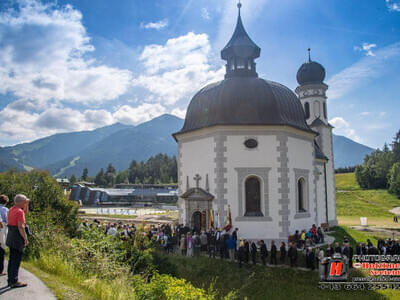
171 107 186 119
354 42 377 56
360 111 370 116
140 19 168 30
201 8 210 20
0 0 132 104
327 42 400 99
386 0 400 11
133 32 224 106
329 117 362 142
113 103 166 125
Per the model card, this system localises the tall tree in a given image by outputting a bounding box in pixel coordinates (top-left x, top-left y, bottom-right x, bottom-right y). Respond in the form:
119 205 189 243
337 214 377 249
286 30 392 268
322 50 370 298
392 129 400 162
81 168 89 181
69 174 77 186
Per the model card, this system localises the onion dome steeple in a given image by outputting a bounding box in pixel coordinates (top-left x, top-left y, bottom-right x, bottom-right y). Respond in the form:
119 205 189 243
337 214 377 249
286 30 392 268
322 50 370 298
221 2 261 78
296 48 326 85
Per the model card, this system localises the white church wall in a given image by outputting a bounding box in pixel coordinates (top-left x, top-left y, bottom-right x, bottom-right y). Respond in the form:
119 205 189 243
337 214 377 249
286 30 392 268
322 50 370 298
286 136 316 234
316 163 327 226
178 135 216 224
225 133 280 240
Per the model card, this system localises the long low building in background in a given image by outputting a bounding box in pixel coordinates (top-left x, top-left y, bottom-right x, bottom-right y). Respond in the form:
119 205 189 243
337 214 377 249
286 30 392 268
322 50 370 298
69 183 178 206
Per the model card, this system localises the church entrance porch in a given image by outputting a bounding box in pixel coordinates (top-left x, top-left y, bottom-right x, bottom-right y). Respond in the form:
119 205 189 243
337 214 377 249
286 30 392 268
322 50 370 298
180 184 214 231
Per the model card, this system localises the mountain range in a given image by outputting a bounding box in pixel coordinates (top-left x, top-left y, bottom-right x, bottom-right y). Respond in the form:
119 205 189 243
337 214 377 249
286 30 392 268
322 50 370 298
0 114 375 177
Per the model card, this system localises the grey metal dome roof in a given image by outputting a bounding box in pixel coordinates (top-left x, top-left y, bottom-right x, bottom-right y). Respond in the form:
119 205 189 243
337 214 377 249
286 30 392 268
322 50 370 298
175 77 313 135
296 60 326 85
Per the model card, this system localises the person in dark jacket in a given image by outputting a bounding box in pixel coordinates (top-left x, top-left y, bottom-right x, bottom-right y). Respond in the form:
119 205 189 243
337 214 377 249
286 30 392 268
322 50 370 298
288 242 297 267
270 241 277 265
238 240 245 268
334 242 342 254
305 247 315 270
244 240 250 264
232 228 238 250
208 231 216 258
259 240 268 265
280 242 287 264
251 242 257 265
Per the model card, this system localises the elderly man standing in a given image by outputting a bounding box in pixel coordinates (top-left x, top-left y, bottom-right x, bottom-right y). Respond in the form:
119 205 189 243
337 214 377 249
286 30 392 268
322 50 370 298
6 194 29 288
0 194 9 276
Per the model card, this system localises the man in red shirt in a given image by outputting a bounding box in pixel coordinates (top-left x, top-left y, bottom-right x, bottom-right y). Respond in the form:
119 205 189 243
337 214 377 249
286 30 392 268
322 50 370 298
6 194 29 288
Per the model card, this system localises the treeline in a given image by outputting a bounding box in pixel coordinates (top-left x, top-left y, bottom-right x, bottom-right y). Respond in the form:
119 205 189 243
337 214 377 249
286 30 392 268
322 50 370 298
69 153 177 188
335 166 356 174
355 130 400 198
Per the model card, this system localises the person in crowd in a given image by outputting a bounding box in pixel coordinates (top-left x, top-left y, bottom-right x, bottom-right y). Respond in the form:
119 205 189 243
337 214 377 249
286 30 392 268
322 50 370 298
270 240 277 265
305 247 315 270
294 230 300 246
244 240 250 264
208 231 216 258
250 241 257 265
107 224 117 236
226 235 236 261
193 232 201 256
317 226 324 243
200 231 208 253
6 194 30 288
316 246 324 268
0 194 9 276
311 224 317 243
186 232 193 257
288 242 297 267
326 243 333 257
334 242 341 254
259 240 268 266
299 230 306 249
232 228 239 250
280 242 286 264
179 234 186 256
238 240 245 268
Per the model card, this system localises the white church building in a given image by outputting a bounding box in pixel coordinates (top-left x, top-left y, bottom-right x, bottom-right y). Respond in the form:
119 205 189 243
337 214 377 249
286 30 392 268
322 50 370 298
173 3 337 242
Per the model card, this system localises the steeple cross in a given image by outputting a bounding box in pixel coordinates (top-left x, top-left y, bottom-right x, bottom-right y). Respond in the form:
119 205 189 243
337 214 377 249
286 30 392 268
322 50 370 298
193 174 202 188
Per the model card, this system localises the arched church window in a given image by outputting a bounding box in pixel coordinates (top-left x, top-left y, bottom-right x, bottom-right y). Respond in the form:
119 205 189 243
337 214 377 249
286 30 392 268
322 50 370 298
304 102 310 119
298 178 306 212
245 176 263 216
323 102 327 119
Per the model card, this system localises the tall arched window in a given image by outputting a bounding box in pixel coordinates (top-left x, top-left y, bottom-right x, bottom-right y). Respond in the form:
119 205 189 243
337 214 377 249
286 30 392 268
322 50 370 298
298 178 306 212
304 102 310 119
245 176 263 216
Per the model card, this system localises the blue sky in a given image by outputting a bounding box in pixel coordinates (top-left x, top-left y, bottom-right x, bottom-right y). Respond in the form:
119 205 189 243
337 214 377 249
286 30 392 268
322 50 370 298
0 0 399 148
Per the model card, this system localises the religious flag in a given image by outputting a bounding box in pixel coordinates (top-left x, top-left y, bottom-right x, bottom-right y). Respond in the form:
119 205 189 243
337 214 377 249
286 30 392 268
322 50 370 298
209 208 213 229
224 205 233 232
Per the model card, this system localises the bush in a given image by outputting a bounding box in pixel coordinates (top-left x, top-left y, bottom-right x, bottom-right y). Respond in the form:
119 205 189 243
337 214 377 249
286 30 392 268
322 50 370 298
388 162 400 198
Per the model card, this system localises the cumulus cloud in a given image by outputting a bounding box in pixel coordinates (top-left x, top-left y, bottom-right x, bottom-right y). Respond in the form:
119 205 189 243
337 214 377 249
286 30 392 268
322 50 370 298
133 32 224 105
386 0 400 11
113 103 166 125
327 42 400 99
354 42 377 56
0 0 132 104
329 117 362 142
140 19 168 30
171 107 186 119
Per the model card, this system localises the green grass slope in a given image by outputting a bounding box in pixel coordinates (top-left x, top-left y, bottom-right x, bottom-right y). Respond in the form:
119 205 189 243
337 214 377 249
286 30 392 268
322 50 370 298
336 173 400 225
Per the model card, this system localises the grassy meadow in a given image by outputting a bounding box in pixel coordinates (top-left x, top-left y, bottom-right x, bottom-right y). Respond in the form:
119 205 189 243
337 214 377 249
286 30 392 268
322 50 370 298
336 172 400 228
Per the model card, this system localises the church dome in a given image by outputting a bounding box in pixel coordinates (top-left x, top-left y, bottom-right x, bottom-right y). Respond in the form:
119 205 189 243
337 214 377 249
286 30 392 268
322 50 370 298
177 77 311 134
174 3 312 136
296 57 325 85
